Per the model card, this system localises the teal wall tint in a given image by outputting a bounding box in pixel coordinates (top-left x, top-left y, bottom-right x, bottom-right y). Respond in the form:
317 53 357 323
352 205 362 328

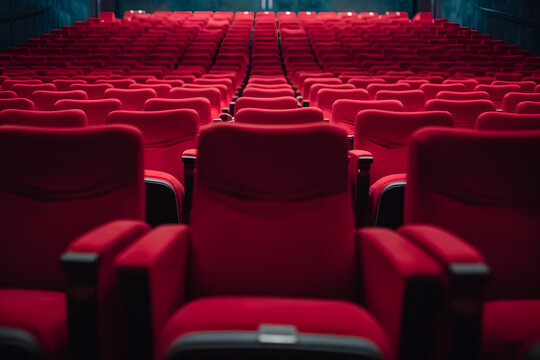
0 0 90 51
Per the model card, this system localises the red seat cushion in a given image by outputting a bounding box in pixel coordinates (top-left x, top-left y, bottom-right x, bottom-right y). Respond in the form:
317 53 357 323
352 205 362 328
482 300 540 360
0 289 67 358
160 297 392 360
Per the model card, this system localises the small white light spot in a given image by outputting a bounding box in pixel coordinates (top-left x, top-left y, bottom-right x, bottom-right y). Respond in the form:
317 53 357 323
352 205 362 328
369 12 374 16
347 12 352 16
244 11 249 14
306 11 312 15
286 11 291 15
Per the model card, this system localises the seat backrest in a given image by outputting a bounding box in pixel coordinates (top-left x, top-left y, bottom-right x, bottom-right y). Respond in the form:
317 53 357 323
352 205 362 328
516 101 540 114
331 99 404 132
129 83 172 98
375 89 425 112
425 99 496 128
70 83 114 100
0 91 17 99
145 97 212 125
475 112 540 130
0 98 35 111
0 109 88 127
0 125 145 290
169 87 222 117
104 88 157 111
436 90 490 100
189 123 356 299
421 83 467 101
241 87 295 98
502 92 540 113
234 96 299 115
32 90 88 111
316 88 369 119
107 109 198 183
405 128 540 300
12 83 57 99
55 99 122 125
367 83 411 99
235 107 324 124
354 110 454 184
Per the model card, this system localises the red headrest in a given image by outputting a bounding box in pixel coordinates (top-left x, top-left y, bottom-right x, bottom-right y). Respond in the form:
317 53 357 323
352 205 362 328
235 107 324 124
0 109 87 127
196 123 349 201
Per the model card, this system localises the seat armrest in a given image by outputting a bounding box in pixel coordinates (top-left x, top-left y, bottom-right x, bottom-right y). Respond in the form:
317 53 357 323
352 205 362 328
358 227 443 360
60 220 150 360
116 225 191 360
398 225 491 360
348 150 373 227
145 170 184 226
181 149 198 223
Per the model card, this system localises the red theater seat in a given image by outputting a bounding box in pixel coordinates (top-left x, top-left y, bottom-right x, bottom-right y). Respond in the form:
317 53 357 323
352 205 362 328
316 88 369 120
0 91 17 99
70 83 114 100
476 112 540 130
400 127 540 360
31 90 88 111
116 123 443 360
169 87 222 118
129 83 173 98
350 110 454 227
145 98 214 125
107 109 199 226
420 83 467 101
502 93 540 113
55 99 122 125
12 83 57 99
0 109 87 127
375 90 425 112
425 99 496 128
474 84 522 109
516 101 540 114
234 96 299 116
0 98 35 111
0 125 147 360
235 107 324 124
104 88 157 111
331 99 405 134
436 91 490 100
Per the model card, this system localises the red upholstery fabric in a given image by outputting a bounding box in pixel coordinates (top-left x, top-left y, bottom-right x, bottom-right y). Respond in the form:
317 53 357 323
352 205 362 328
308 83 355 107
0 289 67 358
367 83 411 99
12 83 57 99
107 109 198 184
0 125 145 291
425 99 496 128
52 79 86 91
516 101 540 114
443 79 479 91
354 110 454 185
169 87 222 118
160 297 393 359
104 88 157 111
316 88 369 119
375 90 425 111
2 79 42 91
145 97 213 125
476 112 540 130
302 77 342 99
242 87 295 98
235 107 324 124
420 83 466 100
0 109 87 127
331 99 404 134
482 300 540 360
55 99 122 125
474 84 522 109
32 90 88 111
96 79 136 89
129 83 172 98
358 228 442 359
70 83 114 100
368 173 407 224
115 225 190 359
0 98 36 111
0 91 17 99
405 127 540 300
234 96 299 116
190 123 355 299
436 90 490 100
502 92 540 113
